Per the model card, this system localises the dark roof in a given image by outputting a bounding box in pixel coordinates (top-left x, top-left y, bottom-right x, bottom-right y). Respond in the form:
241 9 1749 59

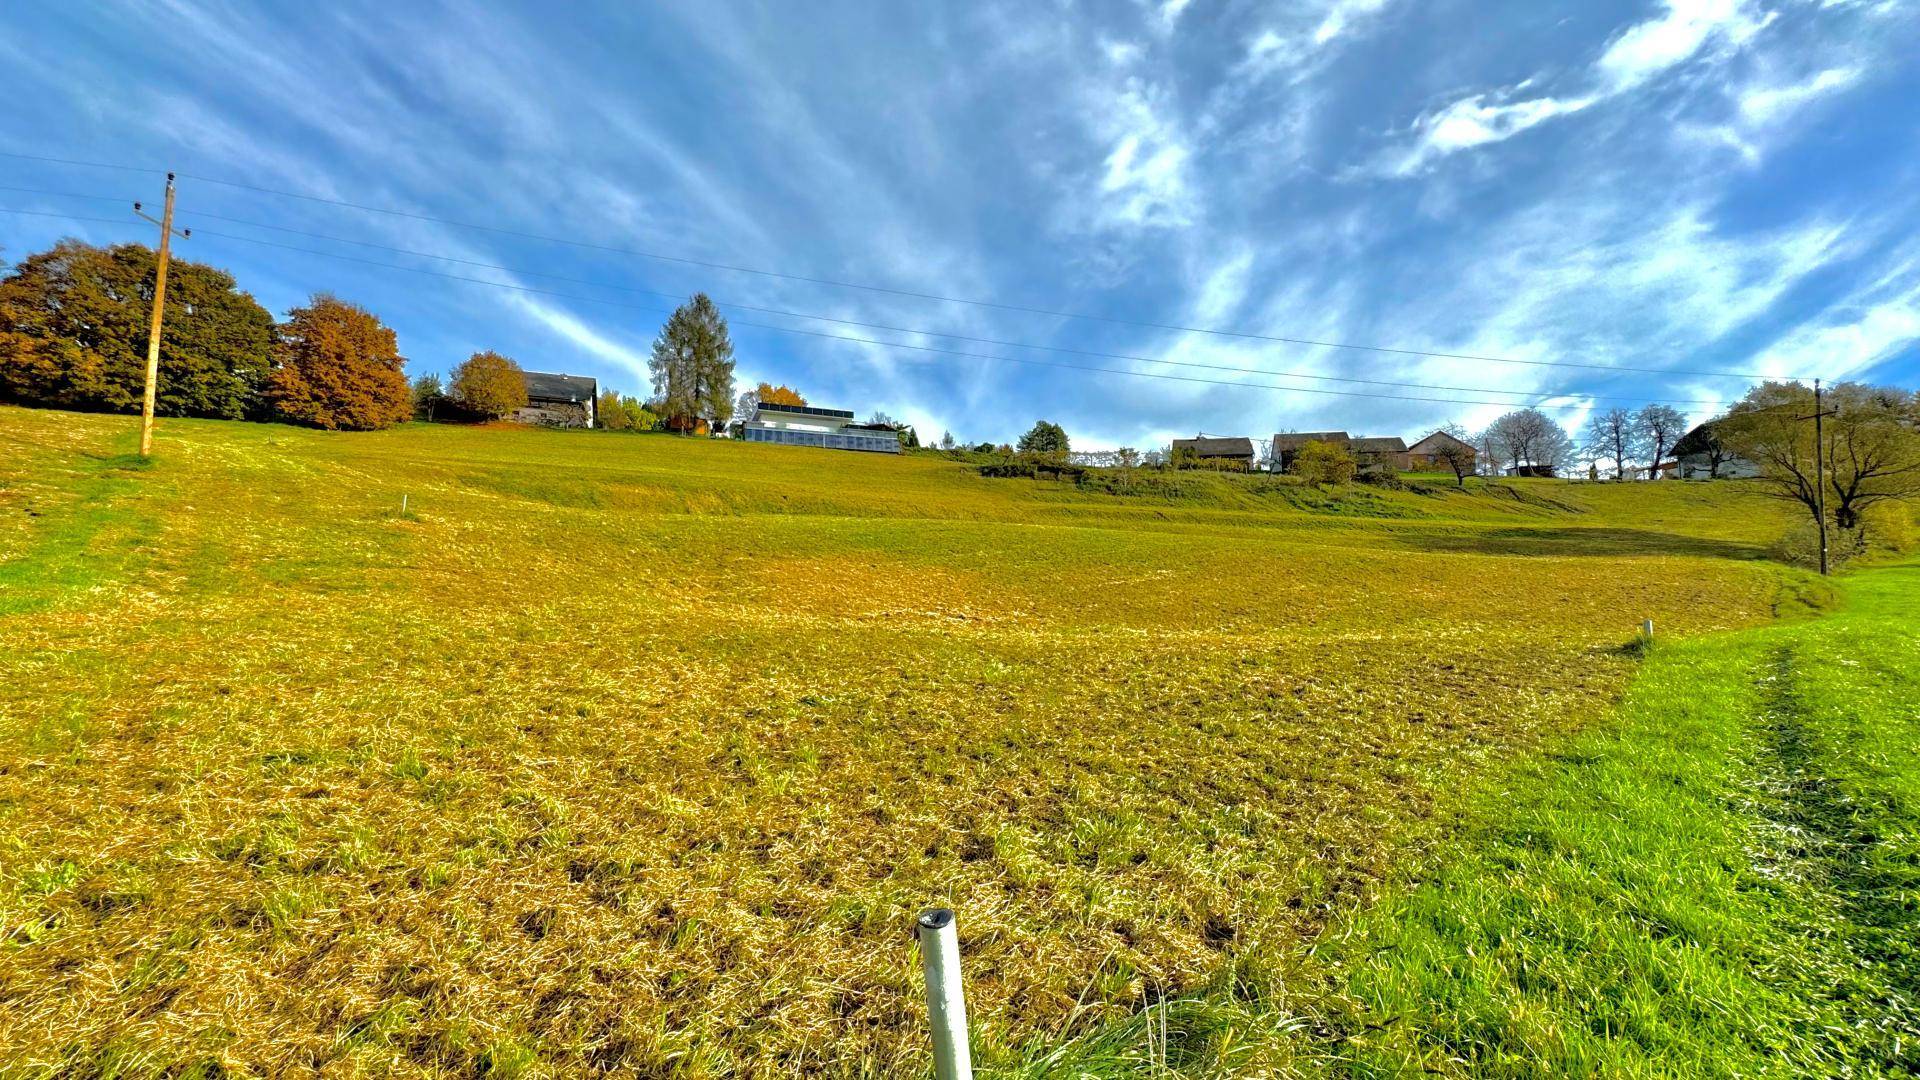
1349 436 1408 453
1172 436 1255 457
1670 422 1723 457
521 371 597 402
1272 431 1351 452
756 402 855 421
1407 429 1475 454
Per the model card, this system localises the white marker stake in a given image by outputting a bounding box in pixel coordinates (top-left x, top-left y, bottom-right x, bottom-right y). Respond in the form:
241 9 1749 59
1642 618 1654 642
916 908 973 1080
402 493 409 513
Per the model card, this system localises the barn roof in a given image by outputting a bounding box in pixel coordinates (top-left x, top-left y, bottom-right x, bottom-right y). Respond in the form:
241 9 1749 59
1272 431 1351 452
1349 436 1408 452
1408 429 1475 454
1172 436 1255 457
521 371 597 402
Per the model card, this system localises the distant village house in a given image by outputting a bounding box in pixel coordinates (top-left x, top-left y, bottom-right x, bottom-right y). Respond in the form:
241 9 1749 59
1270 431 1408 473
1171 436 1256 470
1406 429 1477 472
1271 431 1351 473
514 371 597 428
1349 436 1411 473
740 402 901 453
1673 421 1759 479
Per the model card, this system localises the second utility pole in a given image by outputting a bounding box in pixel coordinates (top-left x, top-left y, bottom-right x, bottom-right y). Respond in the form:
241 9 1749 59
134 172 186 458
1813 378 1829 576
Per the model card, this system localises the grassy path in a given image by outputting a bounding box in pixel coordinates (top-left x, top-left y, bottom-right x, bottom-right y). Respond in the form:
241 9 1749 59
1319 562 1920 1075
1027 562 1920 1077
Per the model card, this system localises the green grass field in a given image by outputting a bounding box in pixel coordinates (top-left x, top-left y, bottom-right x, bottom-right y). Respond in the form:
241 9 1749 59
0 404 1911 1077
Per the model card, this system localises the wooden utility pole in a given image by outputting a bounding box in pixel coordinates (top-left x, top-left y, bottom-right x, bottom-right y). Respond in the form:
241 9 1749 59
133 173 188 458
1813 378 1829 576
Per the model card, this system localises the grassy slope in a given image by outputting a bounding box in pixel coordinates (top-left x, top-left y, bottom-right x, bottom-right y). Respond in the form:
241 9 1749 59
1032 562 1919 1076
0 407 1839 1077
1321 559 1920 1077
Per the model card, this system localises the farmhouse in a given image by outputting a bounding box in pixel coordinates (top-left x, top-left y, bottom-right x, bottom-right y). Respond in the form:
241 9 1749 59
1407 429 1477 472
1171 435 1256 470
1271 431 1409 473
1271 431 1351 472
514 371 597 428
1349 436 1411 472
740 402 901 453
1673 421 1760 479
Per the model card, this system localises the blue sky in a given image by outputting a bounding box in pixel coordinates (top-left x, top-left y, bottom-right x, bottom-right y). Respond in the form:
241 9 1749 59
2 0 1916 448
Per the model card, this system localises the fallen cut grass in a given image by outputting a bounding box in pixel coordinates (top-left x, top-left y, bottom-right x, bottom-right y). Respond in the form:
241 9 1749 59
0 406 1817 1075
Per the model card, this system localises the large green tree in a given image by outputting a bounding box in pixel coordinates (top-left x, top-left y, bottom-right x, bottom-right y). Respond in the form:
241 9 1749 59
267 294 411 431
1719 381 1920 532
0 240 273 419
648 294 735 432
1017 420 1069 456
410 373 446 421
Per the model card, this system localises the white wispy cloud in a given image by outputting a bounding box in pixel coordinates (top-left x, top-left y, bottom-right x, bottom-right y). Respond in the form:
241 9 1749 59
1240 0 1399 77
1092 80 1196 229
1593 0 1774 92
1754 297 1920 381
508 296 653 381
1311 0 1397 46
1384 0 1776 175
1390 92 1598 176
1738 65 1861 123
1750 244 1920 380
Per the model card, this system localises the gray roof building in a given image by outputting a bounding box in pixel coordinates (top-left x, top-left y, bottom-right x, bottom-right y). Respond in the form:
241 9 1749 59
1172 436 1256 459
522 371 598 403
1348 436 1408 453
514 370 597 428
1271 431 1352 454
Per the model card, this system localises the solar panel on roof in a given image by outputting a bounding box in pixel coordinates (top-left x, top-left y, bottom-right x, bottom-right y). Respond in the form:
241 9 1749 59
756 403 856 420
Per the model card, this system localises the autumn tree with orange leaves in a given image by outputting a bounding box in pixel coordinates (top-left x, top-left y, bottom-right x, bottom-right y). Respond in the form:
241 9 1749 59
451 350 528 420
267 294 411 430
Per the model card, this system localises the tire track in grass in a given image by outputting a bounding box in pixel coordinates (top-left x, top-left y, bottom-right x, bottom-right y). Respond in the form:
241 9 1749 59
1750 642 1920 1068
0 451 162 616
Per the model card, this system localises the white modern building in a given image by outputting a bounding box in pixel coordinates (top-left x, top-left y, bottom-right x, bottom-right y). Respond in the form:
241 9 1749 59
739 402 901 453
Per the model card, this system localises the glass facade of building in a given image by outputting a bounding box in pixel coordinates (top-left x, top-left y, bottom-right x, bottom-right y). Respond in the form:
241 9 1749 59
742 425 900 453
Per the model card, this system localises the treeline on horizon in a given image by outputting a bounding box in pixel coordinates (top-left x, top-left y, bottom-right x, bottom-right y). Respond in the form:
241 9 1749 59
0 238 735 433
0 239 415 430
4 237 1913 484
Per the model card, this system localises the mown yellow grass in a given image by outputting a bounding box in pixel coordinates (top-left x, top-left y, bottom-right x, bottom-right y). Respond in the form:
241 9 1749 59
0 406 1801 1076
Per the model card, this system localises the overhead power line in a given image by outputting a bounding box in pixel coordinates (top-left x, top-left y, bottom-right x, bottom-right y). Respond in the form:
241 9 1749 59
0 206 144 229
176 222 1720 412
0 201 1753 412
0 149 1795 381
164 206 1741 408
0 183 140 204
5 184 1611 401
